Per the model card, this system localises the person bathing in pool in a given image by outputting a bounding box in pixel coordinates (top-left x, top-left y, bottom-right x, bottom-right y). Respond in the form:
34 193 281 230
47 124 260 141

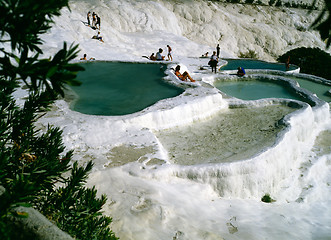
80 53 87 60
174 65 195 82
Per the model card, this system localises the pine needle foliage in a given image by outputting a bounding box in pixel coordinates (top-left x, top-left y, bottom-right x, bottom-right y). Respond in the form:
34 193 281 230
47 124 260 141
0 0 118 239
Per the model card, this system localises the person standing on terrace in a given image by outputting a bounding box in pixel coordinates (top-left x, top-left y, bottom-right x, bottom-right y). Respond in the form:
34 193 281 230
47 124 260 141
209 51 218 73
87 11 91 26
167 45 173 61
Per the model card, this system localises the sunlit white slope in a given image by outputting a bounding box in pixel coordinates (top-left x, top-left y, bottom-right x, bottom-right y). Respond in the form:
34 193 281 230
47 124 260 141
88 151 331 240
34 0 331 239
167 102 330 198
82 99 331 240
37 77 331 240
41 0 328 61
41 0 212 61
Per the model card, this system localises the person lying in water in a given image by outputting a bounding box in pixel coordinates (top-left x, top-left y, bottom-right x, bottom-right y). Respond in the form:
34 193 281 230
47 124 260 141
80 53 87 60
80 53 95 60
174 65 195 82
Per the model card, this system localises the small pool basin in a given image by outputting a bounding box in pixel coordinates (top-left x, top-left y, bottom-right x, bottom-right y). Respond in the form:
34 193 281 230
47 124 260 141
70 62 184 116
292 77 331 102
220 59 298 71
214 79 303 101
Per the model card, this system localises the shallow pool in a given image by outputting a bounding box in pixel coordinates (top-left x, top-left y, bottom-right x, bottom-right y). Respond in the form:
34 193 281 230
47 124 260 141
70 62 184 116
220 59 297 71
293 77 331 102
214 80 303 101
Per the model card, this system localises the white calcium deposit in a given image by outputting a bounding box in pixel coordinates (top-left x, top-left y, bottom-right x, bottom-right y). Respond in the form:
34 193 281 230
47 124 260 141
21 0 331 239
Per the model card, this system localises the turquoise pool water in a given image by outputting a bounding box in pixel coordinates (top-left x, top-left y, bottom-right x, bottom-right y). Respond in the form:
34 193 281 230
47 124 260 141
220 59 297 71
70 62 184 116
293 77 331 102
214 80 303 101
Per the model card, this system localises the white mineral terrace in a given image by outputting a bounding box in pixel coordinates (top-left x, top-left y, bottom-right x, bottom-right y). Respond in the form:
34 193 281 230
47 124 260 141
31 58 331 239
18 0 331 239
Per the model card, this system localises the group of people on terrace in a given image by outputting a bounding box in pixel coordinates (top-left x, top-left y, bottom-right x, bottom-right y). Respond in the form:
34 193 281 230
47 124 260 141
174 43 245 82
208 44 245 76
145 45 173 61
86 11 104 43
87 11 101 30
80 53 95 61
80 18 244 81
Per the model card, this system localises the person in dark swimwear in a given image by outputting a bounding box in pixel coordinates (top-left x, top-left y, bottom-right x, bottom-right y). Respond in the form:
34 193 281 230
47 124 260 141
201 52 209 57
174 65 195 82
149 53 156 60
92 12 97 28
167 45 173 61
209 51 218 73
87 11 91 26
96 15 101 30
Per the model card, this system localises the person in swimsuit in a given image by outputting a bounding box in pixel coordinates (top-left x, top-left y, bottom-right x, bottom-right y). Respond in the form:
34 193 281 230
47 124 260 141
201 52 209 57
80 54 87 60
92 12 97 28
142 53 156 60
96 15 101 30
87 11 91 26
174 65 195 82
149 53 156 60
167 45 173 61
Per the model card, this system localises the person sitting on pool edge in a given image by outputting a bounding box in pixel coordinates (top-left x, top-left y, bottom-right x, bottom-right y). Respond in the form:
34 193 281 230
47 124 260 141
174 65 195 82
149 53 156 60
156 48 165 60
237 67 245 76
